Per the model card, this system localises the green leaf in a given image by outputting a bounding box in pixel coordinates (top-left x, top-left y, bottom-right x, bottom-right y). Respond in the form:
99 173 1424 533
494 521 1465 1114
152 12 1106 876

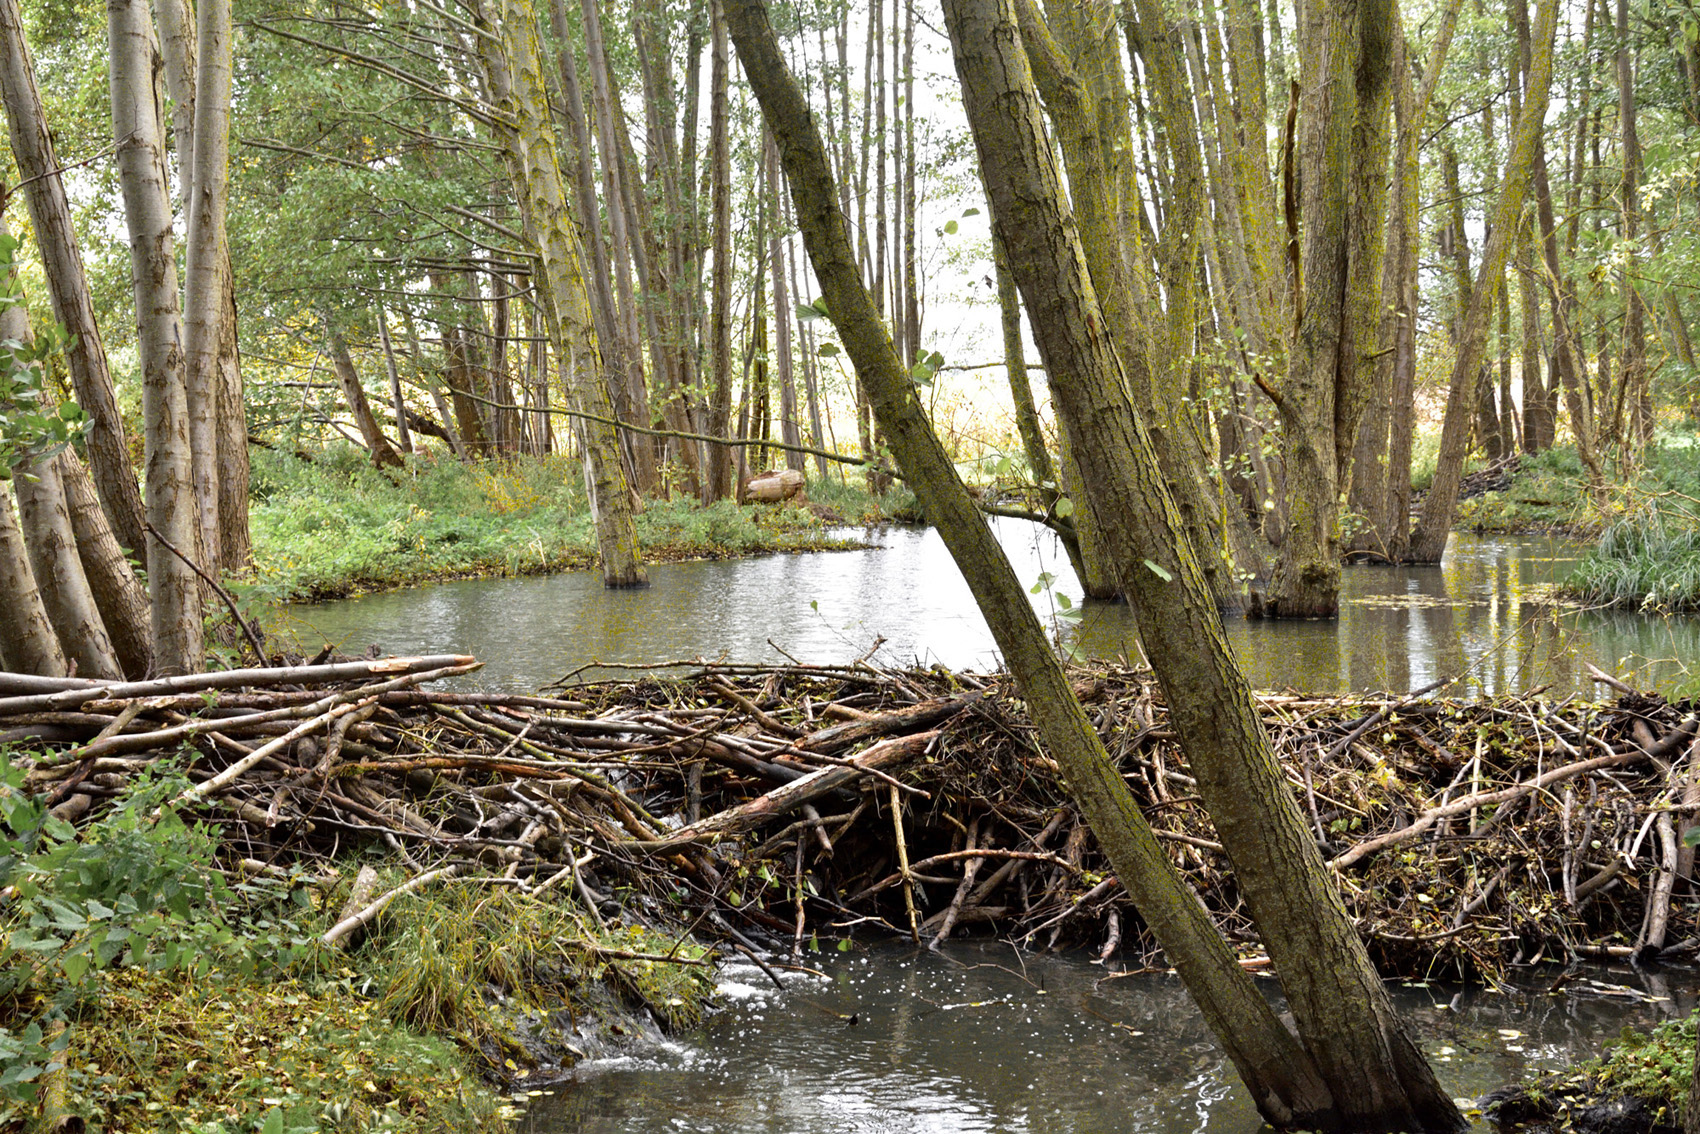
1143 559 1174 583
943 219 958 235
262 1107 285 1134
1054 496 1074 518
962 207 980 217
1684 826 1700 848
817 342 840 358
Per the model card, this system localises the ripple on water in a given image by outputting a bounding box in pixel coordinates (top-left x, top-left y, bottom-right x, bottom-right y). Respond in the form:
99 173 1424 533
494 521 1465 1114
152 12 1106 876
521 943 1700 1134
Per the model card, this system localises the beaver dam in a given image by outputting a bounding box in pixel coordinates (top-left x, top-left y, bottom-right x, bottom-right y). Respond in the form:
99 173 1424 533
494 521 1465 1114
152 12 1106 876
8 654 1699 999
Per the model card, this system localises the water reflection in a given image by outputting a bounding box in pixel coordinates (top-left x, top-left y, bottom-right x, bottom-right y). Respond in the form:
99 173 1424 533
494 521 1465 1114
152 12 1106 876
521 942 1698 1134
280 524 1700 698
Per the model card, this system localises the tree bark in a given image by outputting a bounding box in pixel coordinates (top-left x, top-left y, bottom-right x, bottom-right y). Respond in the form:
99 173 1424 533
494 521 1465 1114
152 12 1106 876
1614 0 1649 452
1410 0 1557 563
14 455 123 681
0 479 65 676
180 0 233 573
703 0 736 503
109 0 203 674
0 0 145 556
579 0 658 493
766 130 804 474
324 317 405 469
60 451 153 679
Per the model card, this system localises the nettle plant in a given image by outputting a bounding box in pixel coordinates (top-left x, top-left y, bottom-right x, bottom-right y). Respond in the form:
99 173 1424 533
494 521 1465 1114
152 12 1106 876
0 751 318 1118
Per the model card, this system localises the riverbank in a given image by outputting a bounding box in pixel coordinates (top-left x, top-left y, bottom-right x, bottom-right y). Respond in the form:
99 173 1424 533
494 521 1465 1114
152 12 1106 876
246 446 919 603
1449 437 1700 614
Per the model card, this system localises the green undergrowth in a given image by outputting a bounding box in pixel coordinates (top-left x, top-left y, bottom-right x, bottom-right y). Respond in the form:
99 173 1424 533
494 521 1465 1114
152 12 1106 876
0 749 717 1133
245 445 909 602
1454 447 1597 534
1488 1015 1697 1131
1566 436 1700 612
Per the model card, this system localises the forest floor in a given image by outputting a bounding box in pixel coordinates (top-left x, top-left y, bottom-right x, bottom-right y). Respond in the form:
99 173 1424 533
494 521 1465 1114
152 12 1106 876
243 445 920 604
7 655 1700 1131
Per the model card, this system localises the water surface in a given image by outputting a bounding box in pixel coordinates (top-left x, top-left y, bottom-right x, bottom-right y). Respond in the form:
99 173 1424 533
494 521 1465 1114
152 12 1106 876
523 942 1696 1133
281 525 1700 698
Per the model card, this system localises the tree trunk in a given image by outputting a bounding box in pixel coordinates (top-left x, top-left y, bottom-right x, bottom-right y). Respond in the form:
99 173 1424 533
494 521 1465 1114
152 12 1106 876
109 0 203 674
1020 0 1242 606
766 132 804 475
474 0 646 588
1614 0 1649 453
579 0 658 494
377 307 413 454
0 0 145 557
1259 0 1395 618
1410 0 1557 563
702 0 736 503
723 6 1344 1126
61 451 153 679
324 317 405 469
14 456 123 681
0 479 65 676
1532 135 1601 479
180 0 233 574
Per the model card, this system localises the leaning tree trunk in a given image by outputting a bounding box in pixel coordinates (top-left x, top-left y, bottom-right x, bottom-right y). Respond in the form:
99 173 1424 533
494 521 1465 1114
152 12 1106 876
60 452 153 678
324 317 405 470
109 0 203 674
474 0 646 588
3 272 122 681
14 456 123 681
1410 0 1557 563
0 0 146 556
722 5 1343 1127
942 0 1462 1127
0 480 66 676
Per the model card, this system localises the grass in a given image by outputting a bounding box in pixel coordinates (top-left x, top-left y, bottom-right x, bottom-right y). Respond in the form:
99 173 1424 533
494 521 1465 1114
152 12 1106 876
246 445 913 602
352 879 715 1051
1568 505 1700 611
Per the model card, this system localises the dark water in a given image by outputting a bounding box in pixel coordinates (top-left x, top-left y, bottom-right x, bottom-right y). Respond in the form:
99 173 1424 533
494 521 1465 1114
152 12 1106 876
520 942 1698 1133
281 525 1699 699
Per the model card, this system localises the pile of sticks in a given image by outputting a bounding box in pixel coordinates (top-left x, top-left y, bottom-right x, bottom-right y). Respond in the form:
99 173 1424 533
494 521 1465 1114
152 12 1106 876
5 655 1696 980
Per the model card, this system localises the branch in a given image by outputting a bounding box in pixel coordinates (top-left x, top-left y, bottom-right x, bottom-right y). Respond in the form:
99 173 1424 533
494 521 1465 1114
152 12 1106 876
247 19 501 127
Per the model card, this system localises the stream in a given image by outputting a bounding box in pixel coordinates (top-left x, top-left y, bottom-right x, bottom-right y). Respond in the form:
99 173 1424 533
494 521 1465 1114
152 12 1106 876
282 528 1700 1130
283 525 1700 699
523 943 1697 1133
